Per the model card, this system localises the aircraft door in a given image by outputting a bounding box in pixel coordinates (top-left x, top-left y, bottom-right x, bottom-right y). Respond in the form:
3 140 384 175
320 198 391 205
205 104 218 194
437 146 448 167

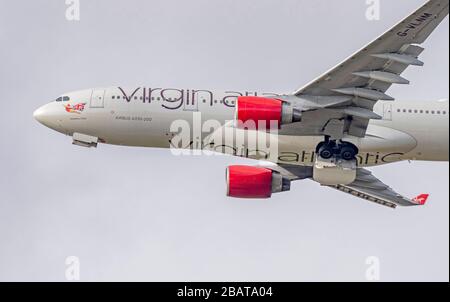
90 89 105 108
383 103 393 121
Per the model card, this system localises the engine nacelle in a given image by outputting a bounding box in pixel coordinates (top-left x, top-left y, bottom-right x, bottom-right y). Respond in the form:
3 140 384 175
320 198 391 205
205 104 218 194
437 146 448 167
226 165 291 199
236 96 301 130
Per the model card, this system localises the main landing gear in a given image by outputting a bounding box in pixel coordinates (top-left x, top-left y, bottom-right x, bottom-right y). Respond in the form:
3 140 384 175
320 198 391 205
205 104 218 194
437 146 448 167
313 137 359 186
315 137 359 161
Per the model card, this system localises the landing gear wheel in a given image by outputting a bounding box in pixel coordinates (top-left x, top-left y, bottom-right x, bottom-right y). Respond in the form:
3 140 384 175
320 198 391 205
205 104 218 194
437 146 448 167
319 145 334 159
340 146 357 161
316 139 358 161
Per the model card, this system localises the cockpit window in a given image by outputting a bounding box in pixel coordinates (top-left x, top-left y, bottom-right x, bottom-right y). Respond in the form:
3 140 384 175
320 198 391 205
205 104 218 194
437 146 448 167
56 96 70 102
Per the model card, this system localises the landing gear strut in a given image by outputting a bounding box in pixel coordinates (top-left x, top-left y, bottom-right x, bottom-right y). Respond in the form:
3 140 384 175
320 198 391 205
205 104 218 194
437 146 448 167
316 137 358 161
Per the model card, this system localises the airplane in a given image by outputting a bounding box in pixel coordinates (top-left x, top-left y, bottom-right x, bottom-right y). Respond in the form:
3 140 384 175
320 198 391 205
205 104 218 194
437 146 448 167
34 0 449 209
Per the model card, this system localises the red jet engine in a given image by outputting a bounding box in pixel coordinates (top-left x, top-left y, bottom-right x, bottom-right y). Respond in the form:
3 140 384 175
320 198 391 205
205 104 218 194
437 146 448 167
226 165 291 199
235 96 301 130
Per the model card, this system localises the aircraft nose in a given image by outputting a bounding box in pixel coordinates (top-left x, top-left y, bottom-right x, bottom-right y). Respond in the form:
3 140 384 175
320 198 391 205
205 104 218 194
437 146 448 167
33 106 49 126
33 106 46 124
33 104 60 130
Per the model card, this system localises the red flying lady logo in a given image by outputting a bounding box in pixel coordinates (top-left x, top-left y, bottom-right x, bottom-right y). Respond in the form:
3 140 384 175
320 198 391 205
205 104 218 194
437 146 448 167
412 194 430 205
64 103 86 114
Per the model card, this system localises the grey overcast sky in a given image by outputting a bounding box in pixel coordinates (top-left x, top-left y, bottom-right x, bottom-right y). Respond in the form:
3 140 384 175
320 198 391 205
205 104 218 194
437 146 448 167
0 0 448 282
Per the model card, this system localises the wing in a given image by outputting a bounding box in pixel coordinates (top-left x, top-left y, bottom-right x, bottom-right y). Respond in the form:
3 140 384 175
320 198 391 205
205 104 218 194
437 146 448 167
291 0 449 138
259 164 426 209
328 169 429 209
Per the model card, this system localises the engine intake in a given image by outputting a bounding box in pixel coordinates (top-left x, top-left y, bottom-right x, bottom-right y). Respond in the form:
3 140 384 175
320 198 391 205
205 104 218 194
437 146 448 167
236 96 301 130
226 165 291 199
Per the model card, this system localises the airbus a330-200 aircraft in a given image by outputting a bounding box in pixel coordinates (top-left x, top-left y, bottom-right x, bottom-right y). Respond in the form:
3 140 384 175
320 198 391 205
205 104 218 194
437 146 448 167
34 0 449 208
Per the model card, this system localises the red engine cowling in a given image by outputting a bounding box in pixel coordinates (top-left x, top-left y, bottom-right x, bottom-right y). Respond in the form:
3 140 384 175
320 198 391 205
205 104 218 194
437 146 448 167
226 165 291 199
236 96 301 130
236 96 282 130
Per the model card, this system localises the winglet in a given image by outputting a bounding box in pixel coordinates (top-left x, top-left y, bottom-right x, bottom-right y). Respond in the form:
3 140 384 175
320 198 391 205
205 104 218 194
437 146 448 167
412 194 430 206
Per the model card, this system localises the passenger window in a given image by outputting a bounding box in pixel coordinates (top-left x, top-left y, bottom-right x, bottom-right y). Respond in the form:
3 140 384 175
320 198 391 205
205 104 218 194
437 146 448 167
63 96 70 102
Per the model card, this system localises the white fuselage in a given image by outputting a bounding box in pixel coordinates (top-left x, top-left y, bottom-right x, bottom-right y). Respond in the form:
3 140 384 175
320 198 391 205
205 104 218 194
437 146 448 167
34 87 449 167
